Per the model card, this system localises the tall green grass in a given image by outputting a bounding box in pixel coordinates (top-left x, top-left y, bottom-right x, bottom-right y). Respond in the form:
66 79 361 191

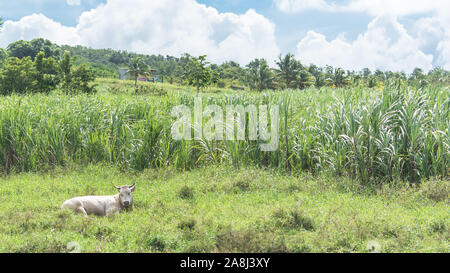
0 83 448 184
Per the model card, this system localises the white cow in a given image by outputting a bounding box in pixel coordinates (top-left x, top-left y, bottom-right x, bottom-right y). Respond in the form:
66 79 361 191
61 184 135 216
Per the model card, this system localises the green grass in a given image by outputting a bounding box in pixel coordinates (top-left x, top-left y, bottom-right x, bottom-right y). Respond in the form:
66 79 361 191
94 78 242 94
0 79 448 252
0 164 448 253
0 79 448 184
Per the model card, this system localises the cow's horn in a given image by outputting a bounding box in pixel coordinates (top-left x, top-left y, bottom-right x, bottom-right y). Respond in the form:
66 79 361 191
110 181 120 189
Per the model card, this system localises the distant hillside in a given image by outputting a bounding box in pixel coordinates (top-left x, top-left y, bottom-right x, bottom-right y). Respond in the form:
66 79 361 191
1 38 448 90
59 44 190 81
59 44 247 86
0 38 246 85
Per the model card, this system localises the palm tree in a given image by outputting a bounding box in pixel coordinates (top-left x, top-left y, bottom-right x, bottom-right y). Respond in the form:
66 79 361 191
127 57 151 90
331 68 350 87
308 64 327 88
275 53 301 89
246 58 274 91
362 68 371 78
428 67 449 85
409 67 428 88
367 75 378 88
296 69 315 89
351 73 362 87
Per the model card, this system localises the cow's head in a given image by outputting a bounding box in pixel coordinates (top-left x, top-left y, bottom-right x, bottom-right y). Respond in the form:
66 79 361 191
114 183 135 211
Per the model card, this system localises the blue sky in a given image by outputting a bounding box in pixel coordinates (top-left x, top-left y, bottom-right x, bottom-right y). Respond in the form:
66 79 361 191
0 0 103 25
1 0 370 53
1 0 449 72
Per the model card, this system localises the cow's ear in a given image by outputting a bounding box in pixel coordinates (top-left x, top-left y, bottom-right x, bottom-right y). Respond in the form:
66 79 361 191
130 183 136 192
114 186 121 192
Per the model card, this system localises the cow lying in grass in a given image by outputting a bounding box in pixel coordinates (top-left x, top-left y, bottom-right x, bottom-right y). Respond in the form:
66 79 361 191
61 184 135 216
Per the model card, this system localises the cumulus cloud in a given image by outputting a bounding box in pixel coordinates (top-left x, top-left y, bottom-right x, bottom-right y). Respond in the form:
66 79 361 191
277 0 450 71
296 16 433 73
0 14 79 47
413 17 446 62
274 0 447 16
273 0 333 13
436 40 450 70
341 0 445 17
1 0 448 70
0 0 279 66
75 0 279 65
412 13 450 69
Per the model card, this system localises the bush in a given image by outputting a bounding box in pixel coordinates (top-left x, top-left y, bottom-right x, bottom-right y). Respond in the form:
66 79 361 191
417 179 449 202
0 57 35 95
34 51 60 93
178 218 197 230
0 48 7 66
60 51 96 94
232 180 251 192
0 51 96 95
70 64 96 94
178 185 195 199
272 208 315 231
143 235 167 251
217 80 226 88
215 226 288 252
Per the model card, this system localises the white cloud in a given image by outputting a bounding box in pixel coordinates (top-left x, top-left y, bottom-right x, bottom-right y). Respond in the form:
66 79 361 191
274 0 448 16
0 0 279 66
0 14 79 47
343 0 445 17
413 17 446 65
412 14 450 69
414 17 445 49
436 40 450 70
277 0 450 71
1 0 447 70
273 0 333 13
296 16 434 73
67 0 81 6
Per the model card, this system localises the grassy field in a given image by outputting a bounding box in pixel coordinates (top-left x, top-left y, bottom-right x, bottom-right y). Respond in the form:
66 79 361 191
0 164 448 253
0 79 448 182
0 79 448 253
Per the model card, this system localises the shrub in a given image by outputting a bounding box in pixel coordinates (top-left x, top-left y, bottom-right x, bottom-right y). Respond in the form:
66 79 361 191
417 179 449 202
0 57 35 95
0 51 96 95
178 185 195 199
60 51 96 94
143 235 167 252
272 208 315 231
178 218 197 230
215 226 288 253
232 180 250 192
70 64 96 94
34 51 60 93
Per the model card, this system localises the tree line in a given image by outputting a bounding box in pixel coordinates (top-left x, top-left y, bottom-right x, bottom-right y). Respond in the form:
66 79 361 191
0 47 95 95
0 38 449 94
